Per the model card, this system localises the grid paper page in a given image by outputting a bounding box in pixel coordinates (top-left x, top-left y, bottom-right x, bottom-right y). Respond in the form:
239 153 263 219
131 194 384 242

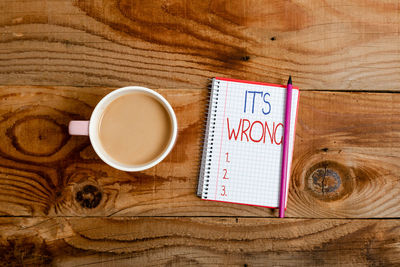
201 78 299 208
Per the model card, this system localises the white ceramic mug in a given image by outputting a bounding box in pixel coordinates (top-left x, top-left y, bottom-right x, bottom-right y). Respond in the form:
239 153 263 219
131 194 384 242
68 86 178 172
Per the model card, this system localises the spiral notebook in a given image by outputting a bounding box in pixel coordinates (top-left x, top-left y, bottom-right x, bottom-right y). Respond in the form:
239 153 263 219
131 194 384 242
197 77 300 208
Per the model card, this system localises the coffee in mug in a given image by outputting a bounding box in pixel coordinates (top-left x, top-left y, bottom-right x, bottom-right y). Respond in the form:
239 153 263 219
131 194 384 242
99 92 172 166
68 86 178 172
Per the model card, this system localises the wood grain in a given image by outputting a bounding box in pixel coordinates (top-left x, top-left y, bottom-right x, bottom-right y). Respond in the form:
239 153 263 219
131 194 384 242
1 0 399 90
1 217 400 266
0 86 399 218
2 1 400 265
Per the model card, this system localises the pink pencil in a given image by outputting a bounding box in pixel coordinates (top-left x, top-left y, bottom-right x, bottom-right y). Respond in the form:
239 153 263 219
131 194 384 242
279 76 292 218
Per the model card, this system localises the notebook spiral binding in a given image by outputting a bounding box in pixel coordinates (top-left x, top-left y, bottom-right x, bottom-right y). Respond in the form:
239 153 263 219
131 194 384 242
197 78 220 198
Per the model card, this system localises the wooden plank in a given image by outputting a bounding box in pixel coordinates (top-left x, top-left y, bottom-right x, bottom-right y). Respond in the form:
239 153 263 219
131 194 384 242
1 217 400 266
0 85 400 218
290 91 400 218
0 0 399 90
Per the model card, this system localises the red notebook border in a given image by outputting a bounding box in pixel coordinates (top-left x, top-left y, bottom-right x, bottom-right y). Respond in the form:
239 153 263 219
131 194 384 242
203 77 300 210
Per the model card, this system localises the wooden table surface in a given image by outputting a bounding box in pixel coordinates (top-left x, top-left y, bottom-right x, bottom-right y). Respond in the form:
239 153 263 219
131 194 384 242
1 0 400 266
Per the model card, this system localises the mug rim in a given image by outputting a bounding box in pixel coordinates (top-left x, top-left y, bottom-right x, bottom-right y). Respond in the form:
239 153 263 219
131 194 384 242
89 86 178 172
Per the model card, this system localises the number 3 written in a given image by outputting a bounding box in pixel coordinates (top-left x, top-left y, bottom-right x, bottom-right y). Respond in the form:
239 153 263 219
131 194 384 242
221 185 227 196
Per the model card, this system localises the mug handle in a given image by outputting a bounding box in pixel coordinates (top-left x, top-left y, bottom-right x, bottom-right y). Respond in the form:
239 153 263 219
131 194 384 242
69 120 89 136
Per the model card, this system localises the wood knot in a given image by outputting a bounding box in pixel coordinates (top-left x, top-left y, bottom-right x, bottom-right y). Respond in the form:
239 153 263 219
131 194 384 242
311 168 341 193
7 115 69 157
50 169 109 215
0 237 52 265
75 184 102 209
306 161 354 201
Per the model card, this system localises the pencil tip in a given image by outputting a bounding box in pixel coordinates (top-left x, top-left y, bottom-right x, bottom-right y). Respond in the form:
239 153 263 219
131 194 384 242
288 75 292 85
